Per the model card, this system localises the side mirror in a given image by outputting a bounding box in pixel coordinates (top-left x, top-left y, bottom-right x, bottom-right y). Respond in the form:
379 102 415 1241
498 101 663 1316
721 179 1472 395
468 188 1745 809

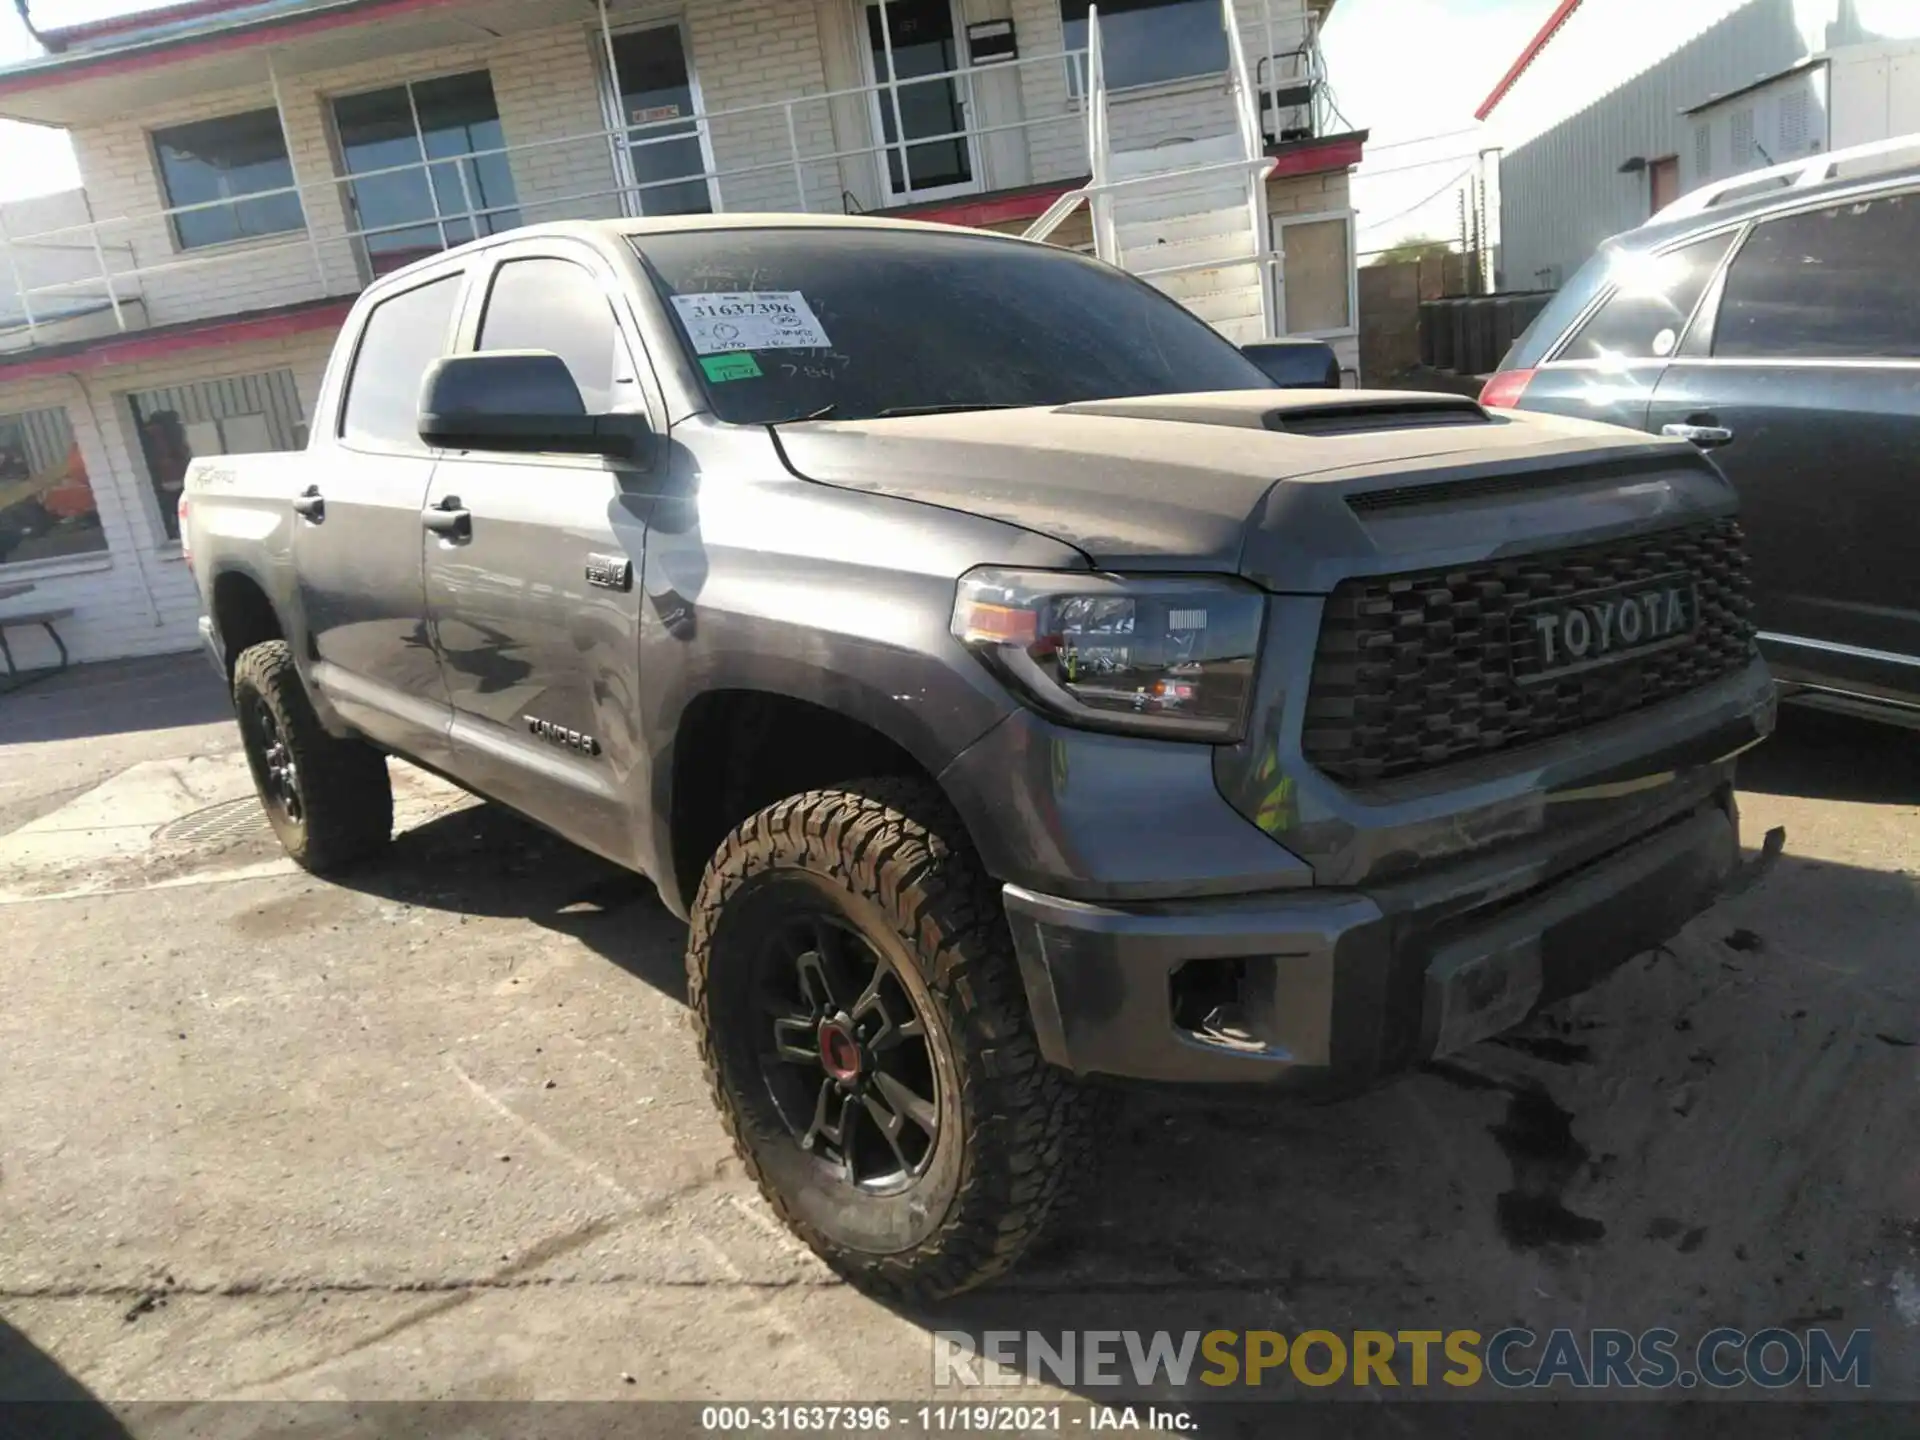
1240 339 1341 390
418 351 652 460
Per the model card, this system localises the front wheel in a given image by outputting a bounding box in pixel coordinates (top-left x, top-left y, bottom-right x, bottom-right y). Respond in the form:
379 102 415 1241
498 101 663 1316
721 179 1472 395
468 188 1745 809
688 779 1095 1300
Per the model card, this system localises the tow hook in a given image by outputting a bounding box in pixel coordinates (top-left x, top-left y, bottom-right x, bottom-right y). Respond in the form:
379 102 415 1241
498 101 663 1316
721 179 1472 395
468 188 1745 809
1719 825 1786 902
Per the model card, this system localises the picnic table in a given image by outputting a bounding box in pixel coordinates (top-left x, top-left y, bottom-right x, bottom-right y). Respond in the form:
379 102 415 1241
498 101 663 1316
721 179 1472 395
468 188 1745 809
0 580 74 689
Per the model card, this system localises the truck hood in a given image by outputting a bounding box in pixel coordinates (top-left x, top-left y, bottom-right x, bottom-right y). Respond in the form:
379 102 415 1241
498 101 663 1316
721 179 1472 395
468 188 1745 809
774 391 1734 591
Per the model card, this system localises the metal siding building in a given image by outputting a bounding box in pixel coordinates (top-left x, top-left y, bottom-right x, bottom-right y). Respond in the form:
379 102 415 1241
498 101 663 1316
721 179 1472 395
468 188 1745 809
1489 0 1917 290
1497 0 1807 289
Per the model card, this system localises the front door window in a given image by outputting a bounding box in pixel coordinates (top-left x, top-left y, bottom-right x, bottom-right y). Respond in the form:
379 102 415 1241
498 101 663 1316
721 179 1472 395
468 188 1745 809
609 26 714 217
864 0 975 199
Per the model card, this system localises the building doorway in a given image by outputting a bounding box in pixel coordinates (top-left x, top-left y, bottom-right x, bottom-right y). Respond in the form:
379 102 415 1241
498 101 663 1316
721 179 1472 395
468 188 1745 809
860 0 980 203
604 23 718 216
1649 155 1681 215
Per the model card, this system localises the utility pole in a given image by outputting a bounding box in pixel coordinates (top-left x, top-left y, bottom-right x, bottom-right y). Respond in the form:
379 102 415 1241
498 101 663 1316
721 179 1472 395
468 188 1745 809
1474 169 1488 295
1457 189 1469 296
1477 146 1502 294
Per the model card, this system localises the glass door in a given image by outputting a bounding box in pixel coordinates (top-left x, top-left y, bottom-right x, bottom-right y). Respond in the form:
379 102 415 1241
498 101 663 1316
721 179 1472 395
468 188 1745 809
863 0 977 202
607 25 715 216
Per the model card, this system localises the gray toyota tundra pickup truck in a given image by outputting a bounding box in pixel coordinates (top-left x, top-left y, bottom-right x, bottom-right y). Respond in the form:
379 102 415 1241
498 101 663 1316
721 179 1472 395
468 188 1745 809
183 215 1776 1299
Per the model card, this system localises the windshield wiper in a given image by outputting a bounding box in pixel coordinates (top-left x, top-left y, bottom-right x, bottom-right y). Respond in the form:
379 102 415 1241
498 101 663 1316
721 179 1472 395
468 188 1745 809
873 403 1021 418
769 403 838 425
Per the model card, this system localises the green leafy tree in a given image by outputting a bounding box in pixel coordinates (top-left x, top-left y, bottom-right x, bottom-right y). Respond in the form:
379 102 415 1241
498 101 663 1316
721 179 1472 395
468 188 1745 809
1368 235 1455 268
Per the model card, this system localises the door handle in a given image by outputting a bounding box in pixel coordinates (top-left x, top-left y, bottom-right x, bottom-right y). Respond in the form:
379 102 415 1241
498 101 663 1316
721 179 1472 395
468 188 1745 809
422 496 472 541
292 486 325 523
1661 422 1735 449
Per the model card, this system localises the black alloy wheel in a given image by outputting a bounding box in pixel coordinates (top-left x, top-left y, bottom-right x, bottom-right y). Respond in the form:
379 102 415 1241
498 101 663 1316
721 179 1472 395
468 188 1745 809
230 640 392 873
688 779 1100 1300
754 907 940 1192
240 690 303 825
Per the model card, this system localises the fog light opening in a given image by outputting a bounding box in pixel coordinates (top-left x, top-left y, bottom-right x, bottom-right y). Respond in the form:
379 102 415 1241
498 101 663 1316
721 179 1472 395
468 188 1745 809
1170 957 1279 1055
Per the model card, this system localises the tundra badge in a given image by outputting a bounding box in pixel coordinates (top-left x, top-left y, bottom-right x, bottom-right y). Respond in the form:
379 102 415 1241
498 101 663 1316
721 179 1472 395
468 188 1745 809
525 717 601 756
585 554 632 591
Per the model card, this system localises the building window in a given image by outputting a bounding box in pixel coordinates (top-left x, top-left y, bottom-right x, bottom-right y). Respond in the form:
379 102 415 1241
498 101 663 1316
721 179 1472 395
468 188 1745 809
1060 0 1227 93
334 71 521 277
153 109 306 250
0 407 104 567
126 371 306 540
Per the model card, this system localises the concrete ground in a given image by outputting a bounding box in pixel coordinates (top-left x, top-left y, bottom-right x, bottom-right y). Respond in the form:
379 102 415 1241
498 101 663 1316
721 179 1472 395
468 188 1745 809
1 655 1916 1418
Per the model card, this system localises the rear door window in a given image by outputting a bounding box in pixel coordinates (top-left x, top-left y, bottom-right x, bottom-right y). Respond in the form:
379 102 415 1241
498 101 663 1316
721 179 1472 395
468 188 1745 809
340 274 463 451
1713 190 1920 359
1553 231 1736 363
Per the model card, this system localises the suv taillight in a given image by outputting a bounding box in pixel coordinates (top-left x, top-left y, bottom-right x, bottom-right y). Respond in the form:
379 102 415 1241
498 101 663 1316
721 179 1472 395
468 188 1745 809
1479 369 1536 409
178 493 192 571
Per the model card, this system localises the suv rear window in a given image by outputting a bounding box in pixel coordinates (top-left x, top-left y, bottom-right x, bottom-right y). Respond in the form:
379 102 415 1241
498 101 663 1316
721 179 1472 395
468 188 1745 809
1714 190 1920 359
1553 231 1735 363
632 227 1270 424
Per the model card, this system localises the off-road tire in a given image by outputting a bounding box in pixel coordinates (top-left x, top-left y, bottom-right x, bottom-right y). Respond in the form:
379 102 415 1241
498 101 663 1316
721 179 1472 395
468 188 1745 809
232 640 392 874
688 778 1098 1300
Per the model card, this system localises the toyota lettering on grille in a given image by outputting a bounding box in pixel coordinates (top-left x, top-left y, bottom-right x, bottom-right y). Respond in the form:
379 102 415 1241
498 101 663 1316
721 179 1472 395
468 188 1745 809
1511 572 1699 682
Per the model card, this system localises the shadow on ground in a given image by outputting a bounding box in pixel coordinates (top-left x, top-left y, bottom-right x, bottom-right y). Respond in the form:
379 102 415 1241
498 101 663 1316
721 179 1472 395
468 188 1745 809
0 1317 133 1436
0 654 229 747
1739 704 1920 804
331 800 691 1004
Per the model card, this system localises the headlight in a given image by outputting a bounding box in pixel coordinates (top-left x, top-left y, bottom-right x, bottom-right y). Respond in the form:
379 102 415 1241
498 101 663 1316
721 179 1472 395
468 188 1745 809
951 568 1265 742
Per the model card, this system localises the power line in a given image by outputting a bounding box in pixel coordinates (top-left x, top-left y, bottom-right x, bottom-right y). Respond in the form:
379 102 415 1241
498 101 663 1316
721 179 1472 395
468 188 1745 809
1364 126 1486 154
1359 151 1485 179
1358 164 1477 234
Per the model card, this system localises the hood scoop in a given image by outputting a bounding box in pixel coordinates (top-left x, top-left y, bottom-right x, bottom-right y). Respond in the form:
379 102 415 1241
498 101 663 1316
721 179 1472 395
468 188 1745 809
1055 391 1490 436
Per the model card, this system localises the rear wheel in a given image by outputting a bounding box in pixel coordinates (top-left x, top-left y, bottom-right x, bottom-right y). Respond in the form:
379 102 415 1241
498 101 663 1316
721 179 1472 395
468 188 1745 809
232 640 392 873
688 779 1095 1300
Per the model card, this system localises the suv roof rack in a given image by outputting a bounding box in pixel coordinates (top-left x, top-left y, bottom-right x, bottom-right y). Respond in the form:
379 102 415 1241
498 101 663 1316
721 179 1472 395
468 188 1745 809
1651 130 1920 223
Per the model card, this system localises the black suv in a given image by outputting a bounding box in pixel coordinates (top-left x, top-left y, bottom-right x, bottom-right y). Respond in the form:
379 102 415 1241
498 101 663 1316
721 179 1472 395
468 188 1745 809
1485 142 1920 728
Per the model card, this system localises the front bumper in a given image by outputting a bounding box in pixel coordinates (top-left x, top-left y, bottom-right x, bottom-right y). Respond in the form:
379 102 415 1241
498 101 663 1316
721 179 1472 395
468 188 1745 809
1003 794 1747 1090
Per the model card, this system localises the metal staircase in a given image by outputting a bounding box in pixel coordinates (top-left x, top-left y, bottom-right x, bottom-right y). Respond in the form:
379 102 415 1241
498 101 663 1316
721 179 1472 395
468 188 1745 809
1026 0 1283 343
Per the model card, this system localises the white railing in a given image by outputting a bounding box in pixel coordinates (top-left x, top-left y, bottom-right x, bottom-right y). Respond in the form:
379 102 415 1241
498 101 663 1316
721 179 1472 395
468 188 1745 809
1026 0 1301 340
0 44 1097 350
1087 9 1116 261
1025 7 1109 250
1252 8 1327 147
1220 0 1280 333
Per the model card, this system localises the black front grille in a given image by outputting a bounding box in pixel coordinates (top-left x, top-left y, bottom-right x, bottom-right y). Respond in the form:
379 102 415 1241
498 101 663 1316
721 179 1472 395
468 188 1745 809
1302 519 1754 785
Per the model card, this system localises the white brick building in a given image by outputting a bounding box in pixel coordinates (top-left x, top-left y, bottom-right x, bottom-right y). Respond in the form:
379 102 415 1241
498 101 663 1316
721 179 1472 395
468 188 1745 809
0 0 1362 669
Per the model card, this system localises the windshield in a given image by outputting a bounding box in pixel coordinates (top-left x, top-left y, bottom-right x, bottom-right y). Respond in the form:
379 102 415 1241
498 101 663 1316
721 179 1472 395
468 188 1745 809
632 226 1272 424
